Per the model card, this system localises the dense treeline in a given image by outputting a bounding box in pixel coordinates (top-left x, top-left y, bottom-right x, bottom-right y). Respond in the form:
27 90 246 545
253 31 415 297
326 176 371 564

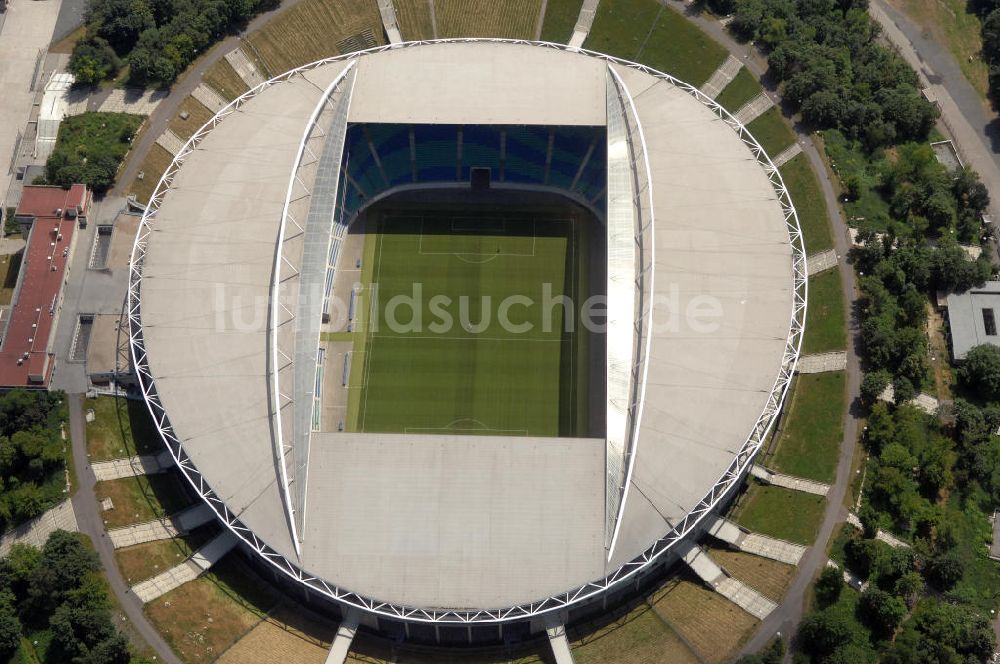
718 0 937 149
0 390 67 531
70 0 279 87
974 0 1000 103
0 531 138 662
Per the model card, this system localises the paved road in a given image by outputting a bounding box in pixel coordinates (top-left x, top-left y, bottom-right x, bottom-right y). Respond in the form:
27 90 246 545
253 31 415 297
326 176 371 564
663 2 864 657
111 0 309 198
67 395 183 664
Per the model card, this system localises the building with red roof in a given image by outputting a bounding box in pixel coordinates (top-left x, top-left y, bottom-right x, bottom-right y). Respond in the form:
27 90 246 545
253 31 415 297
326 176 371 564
0 185 88 388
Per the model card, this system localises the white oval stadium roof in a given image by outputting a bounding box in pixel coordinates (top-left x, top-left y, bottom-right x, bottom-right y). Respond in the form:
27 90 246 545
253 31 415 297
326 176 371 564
129 40 805 621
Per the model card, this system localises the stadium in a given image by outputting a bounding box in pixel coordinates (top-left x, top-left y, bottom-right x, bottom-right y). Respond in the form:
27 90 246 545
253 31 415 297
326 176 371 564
127 39 806 643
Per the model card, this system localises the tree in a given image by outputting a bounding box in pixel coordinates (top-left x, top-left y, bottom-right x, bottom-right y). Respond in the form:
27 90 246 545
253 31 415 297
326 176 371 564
859 587 907 637
984 9 1000 66
0 591 21 660
814 565 843 607
925 553 964 591
958 344 1000 402
797 610 864 658
68 37 120 86
86 0 155 53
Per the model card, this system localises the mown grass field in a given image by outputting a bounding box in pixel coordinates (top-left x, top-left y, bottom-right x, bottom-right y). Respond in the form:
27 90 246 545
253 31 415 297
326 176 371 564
95 472 193 528
435 0 543 38
128 143 174 204
714 66 760 113
708 545 796 602
746 107 796 157
85 395 162 461
770 371 847 483
733 482 826 545
168 96 215 141
203 59 250 101
243 0 385 75
145 554 280 664
394 0 436 39
585 0 726 86
571 602 701 664
114 526 217 584
781 152 834 254
803 269 848 354
650 575 758 663
540 0 585 42
349 210 591 437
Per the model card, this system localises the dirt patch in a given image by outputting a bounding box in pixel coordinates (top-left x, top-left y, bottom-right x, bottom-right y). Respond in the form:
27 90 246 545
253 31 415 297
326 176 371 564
707 546 797 602
215 601 333 663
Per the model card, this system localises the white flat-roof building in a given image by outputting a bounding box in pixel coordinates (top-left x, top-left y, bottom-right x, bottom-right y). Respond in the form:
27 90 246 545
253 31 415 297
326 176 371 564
128 40 805 634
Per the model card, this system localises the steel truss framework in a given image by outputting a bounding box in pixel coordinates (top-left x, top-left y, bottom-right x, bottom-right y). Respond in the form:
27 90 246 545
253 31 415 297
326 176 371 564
128 39 808 625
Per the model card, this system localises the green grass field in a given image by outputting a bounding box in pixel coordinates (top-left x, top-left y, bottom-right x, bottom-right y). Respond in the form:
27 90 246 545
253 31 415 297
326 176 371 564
746 107 796 158
540 0 585 42
780 152 834 254
803 270 848 354
770 371 847 483
733 481 826 545
347 210 593 437
714 67 760 113
585 0 727 86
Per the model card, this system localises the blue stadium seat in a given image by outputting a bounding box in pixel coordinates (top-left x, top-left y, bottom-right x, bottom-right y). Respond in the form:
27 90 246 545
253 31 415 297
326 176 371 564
460 125 502 180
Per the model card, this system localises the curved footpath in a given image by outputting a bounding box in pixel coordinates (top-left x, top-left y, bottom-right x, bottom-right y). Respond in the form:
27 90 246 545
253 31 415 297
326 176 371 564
67 396 183 664
661 1 864 655
110 0 310 197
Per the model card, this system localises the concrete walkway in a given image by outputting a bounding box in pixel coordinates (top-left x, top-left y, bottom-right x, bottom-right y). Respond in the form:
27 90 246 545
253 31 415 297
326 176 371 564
749 465 831 496
805 248 838 275
224 48 267 89
700 55 742 99
568 0 600 48
704 514 806 565
91 451 173 481
191 83 228 112
826 559 867 591
878 385 940 415
154 129 185 157
68 397 182 664
733 91 773 124
845 512 911 549
678 542 777 620
132 530 237 603
797 351 848 374
108 502 214 549
97 89 167 115
0 499 77 557
771 142 803 168
377 0 403 44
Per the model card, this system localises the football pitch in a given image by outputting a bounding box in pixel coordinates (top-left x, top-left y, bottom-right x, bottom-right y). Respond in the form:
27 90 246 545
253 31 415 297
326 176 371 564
346 209 593 437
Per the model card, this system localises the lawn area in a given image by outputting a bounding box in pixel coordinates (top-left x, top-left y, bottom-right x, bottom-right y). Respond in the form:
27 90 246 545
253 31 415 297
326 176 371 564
821 129 891 227
651 575 758 663
770 371 847 483
803 269 847 354
168 95 215 141
217 601 335 664
634 6 727 86
586 0 726 84
780 152 833 253
95 472 193 528
708 545 796 601
85 395 163 461
745 107 796 157
128 144 174 205
394 0 435 39
571 602 700 664
733 482 826 545
243 0 384 75
435 0 543 38
886 0 988 99
145 553 280 664
714 66 760 113
45 112 145 193
0 249 22 305
584 0 665 60
203 59 249 102
114 525 218 584
349 209 592 437
540 0 584 42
